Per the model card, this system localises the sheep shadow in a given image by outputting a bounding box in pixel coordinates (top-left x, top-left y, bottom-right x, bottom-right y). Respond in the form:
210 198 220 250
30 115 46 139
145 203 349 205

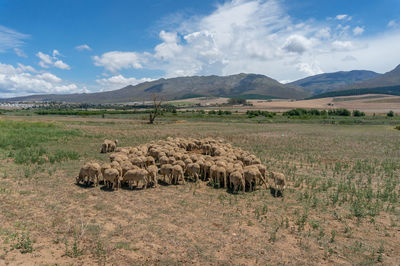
75 182 96 189
269 187 283 197
99 185 117 192
157 179 172 186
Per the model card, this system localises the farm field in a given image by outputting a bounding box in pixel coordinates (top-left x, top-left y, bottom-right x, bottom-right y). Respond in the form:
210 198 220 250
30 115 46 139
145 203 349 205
175 94 400 114
0 115 399 265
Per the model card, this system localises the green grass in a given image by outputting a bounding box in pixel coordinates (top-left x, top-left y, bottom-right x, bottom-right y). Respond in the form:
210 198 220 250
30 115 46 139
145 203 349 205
0 120 82 165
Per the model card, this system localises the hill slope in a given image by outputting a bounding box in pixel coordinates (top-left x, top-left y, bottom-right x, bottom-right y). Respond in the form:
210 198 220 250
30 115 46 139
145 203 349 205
1 73 309 103
335 64 400 91
290 70 380 95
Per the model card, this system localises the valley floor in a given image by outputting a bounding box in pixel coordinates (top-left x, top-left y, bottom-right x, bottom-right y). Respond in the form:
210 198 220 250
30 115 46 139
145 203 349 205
0 115 399 265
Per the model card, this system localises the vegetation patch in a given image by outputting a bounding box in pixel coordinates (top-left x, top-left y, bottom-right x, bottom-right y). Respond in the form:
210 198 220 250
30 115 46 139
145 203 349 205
0 120 81 164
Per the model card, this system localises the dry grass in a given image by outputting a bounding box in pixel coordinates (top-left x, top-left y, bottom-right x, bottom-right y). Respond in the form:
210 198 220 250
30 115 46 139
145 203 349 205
0 115 399 265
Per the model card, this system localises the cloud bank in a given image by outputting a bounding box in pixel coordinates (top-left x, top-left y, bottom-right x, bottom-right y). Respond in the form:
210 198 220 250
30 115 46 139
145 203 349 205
92 0 400 83
36 50 71 70
0 63 82 98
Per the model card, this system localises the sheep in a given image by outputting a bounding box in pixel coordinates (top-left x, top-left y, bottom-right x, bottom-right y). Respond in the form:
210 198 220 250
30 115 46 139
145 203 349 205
108 139 118 152
101 163 111 178
146 165 158 188
202 144 212 155
159 156 169 166
130 156 145 168
202 160 214 181
123 169 148 189
103 168 120 190
101 141 108 153
76 163 91 185
269 171 286 197
110 161 123 177
186 163 200 182
145 156 155 167
215 166 227 188
101 139 118 153
171 165 185 185
229 171 245 193
243 167 262 192
120 161 136 176
88 162 102 186
159 164 173 184
244 165 269 189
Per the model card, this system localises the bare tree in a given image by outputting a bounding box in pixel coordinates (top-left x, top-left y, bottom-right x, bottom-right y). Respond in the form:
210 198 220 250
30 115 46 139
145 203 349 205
149 94 163 124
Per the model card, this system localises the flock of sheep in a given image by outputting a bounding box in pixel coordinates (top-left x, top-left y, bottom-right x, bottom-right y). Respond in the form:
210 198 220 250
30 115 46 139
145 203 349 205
76 137 286 195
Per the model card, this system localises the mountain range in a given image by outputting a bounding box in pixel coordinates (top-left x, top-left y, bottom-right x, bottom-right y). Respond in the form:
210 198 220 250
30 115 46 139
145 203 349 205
289 70 381 95
0 73 310 103
1 64 400 103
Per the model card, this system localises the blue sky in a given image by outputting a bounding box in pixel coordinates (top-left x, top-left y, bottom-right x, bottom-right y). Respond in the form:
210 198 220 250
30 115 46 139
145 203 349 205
0 0 400 97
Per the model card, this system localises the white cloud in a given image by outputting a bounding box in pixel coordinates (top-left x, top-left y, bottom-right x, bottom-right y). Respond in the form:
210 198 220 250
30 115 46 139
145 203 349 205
17 63 37 73
96 75 154 91
332 40 354 51
0 25 29 53
92 0 400 81
36 51 70 70
335 14 351 21
353 26 364 36
93 51 143 72
342 55 357 62
282 35 313 54
75 44 91 51
14 48 27 58
0 62 81 98
54 60 70 70
388 20 397 28
52 49 60 57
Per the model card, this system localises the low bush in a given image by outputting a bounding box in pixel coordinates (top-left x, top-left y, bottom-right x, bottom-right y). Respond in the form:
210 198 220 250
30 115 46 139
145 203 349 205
353 110 365 117
247 110 275 118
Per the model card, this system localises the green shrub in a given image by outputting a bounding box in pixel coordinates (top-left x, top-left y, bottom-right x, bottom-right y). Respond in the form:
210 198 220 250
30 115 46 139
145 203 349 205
387 110 394 117
246 110 275 118
328 108 351 116
228 98 247 105
352 110 365 117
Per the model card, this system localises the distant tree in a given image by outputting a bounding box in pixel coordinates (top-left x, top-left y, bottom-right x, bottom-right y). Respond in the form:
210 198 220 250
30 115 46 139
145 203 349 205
352 110 365 117
149 94 163 124
387 110 394 117
228 98 247 105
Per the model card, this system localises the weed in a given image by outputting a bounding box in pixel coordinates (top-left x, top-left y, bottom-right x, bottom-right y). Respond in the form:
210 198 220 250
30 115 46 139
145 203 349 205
13 232 33 254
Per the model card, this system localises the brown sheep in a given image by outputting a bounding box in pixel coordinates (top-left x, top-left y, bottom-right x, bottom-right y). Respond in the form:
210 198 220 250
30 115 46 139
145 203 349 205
159 164 173 184
145 156 155 167
215 166 227 188
110 161 123 177
269 171 286 197
186 163 201 182
76 163 91 185
229 171 245 193
107 139 118 152
103 168 120 190
123 169 148 189
171 165 185 185
88 162 102 186
159 156 169 166
146 165 158 188
243 167 262 192
120 161 136 176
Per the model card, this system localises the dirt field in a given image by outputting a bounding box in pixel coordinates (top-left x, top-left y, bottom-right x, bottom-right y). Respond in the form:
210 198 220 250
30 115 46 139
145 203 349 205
177 94 400 114
0 115 399 265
